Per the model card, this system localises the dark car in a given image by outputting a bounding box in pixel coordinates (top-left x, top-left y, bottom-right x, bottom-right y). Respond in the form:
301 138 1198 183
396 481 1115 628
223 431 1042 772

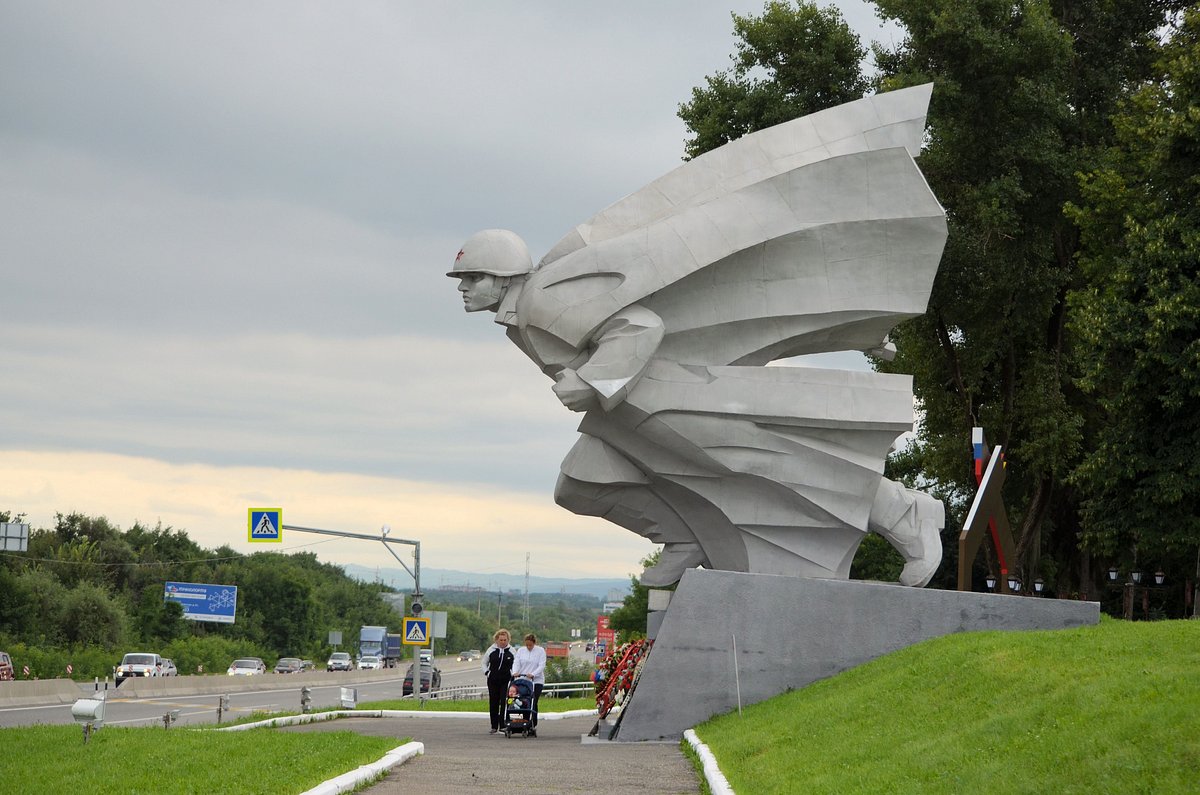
402 662 442 695
274 657 303 674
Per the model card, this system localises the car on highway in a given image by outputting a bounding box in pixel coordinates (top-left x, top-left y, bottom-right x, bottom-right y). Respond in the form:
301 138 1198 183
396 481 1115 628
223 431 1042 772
300 659 315 671
116 652 164 681
0 651 14 681
357 655 382 670
227 658 267 676
456 649 481 662
402 661 442 695
274 657 304 674
160 658 178 677
326 652 353 672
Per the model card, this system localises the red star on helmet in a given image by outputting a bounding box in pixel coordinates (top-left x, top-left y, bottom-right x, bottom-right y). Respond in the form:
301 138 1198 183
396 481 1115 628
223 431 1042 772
455 249 465 262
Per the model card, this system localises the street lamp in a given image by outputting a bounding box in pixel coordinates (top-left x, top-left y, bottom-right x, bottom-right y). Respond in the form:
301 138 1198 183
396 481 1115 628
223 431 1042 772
1033 578 1045 595
985 574 997 592
1106 567 1166 620
1007 574 1022 594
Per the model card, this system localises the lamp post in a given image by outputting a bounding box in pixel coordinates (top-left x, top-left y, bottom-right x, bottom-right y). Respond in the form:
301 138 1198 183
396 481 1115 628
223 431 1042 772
1006 574 1022 594
1107 567 1166 620
985 574 997 592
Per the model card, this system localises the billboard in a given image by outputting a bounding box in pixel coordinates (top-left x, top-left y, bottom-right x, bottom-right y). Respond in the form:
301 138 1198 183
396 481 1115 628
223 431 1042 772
164 581 238 624
0 522 29 552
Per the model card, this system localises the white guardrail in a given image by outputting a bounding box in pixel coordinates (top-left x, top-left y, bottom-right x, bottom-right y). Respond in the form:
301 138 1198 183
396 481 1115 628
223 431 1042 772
413 680 595 701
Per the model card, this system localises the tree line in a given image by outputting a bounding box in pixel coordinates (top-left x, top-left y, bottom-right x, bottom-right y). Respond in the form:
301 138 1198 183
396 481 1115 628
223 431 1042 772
0 511 603 679
673 0 1199 617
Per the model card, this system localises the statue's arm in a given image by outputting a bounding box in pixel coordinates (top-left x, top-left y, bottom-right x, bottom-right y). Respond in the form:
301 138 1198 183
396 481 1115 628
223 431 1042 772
552 305 664 412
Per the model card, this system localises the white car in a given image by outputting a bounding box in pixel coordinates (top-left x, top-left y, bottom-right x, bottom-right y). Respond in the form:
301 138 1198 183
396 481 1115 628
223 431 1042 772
227 658 266 676
160 658 178 677
358 655 382 670
116 652 163 681
327 652 353 671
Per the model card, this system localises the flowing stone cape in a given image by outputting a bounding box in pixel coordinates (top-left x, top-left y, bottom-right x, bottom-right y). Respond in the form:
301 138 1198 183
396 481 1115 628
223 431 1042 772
508 85 947 578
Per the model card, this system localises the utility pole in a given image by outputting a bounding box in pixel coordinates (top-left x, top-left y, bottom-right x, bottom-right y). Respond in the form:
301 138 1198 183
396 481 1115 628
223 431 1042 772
523 552 531 625
497 589 503 627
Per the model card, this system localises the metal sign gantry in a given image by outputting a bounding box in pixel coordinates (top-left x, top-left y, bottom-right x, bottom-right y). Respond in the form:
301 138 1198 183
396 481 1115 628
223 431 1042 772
281 523 421 594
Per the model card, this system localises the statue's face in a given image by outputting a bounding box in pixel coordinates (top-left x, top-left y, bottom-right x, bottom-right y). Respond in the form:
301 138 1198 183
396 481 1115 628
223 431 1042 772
456 273 503 312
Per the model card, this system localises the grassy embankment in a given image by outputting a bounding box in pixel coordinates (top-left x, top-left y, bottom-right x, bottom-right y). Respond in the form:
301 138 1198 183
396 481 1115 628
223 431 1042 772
0 725 401 795
693 617 1200 794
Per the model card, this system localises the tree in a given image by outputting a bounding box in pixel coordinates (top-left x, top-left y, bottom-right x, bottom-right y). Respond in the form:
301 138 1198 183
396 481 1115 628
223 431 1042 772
240 557 319 654
7 569 67 644
609 550 669 639
58 582 126 647
678 0 866 158
869 0 1188 594
677 0 1190 600
134 586 187 643
1067 10 1200 569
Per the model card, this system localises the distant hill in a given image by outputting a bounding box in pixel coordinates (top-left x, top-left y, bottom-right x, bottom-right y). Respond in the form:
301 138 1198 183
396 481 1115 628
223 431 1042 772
342 563 630 600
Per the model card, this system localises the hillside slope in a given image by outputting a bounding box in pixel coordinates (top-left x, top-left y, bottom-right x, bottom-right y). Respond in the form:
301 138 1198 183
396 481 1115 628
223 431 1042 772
696 618 1200 794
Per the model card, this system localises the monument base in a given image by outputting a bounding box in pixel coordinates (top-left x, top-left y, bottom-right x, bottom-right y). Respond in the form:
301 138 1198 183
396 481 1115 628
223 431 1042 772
613 569 1100 742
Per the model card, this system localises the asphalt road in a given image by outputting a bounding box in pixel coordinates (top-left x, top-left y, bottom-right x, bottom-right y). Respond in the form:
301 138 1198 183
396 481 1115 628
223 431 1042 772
0 657 487 730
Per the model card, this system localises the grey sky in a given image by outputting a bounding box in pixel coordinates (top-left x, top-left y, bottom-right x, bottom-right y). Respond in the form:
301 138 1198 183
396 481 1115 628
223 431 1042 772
1 1 895 577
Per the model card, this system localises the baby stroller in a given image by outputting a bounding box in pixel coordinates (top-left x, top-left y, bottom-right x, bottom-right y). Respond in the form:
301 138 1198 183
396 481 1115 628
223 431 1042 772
503 676 536 738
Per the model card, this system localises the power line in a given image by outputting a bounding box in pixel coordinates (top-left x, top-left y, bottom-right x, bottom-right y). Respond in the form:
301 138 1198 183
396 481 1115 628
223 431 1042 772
0 536 338 568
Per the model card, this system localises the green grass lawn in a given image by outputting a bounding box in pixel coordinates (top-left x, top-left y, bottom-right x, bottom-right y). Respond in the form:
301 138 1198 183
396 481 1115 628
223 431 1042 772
694 617 1200 794
0 724 403 795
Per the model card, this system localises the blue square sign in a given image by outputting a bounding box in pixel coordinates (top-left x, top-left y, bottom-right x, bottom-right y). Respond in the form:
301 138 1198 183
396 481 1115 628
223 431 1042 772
248 508 282 543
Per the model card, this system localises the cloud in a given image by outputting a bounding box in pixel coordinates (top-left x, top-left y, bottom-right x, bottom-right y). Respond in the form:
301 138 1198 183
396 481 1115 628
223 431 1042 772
0 1 900 580
0 450 655 579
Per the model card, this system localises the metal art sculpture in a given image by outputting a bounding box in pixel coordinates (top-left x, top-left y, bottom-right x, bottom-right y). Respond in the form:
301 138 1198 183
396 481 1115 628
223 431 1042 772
449 85 948 587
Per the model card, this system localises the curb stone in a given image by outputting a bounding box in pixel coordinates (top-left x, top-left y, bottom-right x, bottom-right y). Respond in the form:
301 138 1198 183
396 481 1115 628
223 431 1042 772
298 742 424 795
216 708 600 793
683 729 734 795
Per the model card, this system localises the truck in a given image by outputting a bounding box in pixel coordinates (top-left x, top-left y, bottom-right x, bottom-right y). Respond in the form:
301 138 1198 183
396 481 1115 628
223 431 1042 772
384 633 405 668
545 641 571 658
358 626 387 662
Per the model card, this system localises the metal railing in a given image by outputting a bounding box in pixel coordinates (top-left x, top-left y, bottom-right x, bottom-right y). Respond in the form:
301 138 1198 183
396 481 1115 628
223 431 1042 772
397 680 596 702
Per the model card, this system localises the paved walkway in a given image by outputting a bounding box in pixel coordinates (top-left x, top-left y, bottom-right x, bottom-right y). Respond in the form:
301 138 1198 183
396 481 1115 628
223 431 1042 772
284 713 700 794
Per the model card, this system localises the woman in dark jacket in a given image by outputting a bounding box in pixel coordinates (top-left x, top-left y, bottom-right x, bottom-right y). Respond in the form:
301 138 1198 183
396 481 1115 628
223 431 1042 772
482 628 515 734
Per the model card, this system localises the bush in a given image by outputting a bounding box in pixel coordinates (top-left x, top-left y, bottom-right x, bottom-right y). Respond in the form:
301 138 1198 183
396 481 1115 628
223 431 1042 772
544 656 595 685
0 639 116 680
162 635 273 676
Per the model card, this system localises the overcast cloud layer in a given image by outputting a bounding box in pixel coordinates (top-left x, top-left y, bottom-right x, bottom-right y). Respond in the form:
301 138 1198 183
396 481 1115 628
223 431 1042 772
1 1 894 580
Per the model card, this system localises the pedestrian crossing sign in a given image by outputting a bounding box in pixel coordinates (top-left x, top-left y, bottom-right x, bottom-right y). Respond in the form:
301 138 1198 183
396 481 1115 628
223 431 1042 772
248 508 283 543
403 617 430 645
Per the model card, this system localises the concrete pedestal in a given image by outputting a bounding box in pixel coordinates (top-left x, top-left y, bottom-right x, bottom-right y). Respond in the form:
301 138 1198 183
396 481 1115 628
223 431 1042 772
613 569 1100 741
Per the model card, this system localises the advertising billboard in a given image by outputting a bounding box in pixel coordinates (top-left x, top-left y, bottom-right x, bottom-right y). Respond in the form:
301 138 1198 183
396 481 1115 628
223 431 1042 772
164 581 238 624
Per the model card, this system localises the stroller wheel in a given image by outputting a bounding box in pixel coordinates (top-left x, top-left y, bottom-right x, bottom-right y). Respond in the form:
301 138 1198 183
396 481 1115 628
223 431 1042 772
504 728 511 738
529 729 537 738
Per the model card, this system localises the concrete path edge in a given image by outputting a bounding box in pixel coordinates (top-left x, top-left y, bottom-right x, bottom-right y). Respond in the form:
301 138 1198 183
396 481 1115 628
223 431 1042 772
214 708 601 793
298 741 425 795
683 729 734 795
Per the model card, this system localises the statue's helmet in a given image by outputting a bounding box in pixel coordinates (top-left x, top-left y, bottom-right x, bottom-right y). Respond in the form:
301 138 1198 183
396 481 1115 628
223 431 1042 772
447 229 534 278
